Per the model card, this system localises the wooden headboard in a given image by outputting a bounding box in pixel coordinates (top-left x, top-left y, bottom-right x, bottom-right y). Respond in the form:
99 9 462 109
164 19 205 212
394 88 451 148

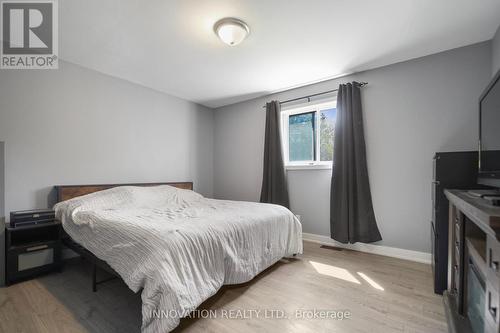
54 182 193 203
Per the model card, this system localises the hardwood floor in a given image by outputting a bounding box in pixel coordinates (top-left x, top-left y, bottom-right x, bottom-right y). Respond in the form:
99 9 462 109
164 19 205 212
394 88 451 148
0 241 447 333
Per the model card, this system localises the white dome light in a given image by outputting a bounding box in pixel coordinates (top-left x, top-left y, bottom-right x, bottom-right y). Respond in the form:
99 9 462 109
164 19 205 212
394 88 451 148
214 18 250 46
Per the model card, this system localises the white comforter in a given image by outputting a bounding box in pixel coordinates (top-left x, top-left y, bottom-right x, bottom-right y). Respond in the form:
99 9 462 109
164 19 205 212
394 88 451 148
54 185 303 332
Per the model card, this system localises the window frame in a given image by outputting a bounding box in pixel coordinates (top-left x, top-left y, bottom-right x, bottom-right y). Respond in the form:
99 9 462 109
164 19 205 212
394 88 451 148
281 100 337 170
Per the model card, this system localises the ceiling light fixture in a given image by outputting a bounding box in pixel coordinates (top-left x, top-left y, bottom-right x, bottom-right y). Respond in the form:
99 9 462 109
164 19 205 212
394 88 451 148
214 18 250 46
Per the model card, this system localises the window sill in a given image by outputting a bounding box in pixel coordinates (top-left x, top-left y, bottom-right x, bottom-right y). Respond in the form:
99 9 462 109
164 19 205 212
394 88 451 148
286 164 332 171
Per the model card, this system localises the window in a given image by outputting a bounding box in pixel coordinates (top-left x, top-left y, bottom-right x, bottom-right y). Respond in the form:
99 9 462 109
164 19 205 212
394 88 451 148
282 100 336 169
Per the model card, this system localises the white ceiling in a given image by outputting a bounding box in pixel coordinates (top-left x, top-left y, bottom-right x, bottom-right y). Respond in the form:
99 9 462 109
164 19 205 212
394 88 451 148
59 0 500 108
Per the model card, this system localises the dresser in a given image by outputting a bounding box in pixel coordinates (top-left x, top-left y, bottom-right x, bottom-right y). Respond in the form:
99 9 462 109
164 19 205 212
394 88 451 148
444 190 500 333
432 151 480 294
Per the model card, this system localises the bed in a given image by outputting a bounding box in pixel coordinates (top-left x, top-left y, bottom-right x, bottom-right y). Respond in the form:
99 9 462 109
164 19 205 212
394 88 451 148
54 182 303 333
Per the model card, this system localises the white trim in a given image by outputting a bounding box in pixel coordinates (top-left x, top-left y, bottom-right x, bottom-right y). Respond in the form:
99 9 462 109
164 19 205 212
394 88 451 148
281 100 337 115
302 232 431 264
286 164 332 171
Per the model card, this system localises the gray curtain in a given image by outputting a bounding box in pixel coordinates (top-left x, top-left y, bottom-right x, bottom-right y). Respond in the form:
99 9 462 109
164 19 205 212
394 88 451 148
330 82 382 243
260 101 290 208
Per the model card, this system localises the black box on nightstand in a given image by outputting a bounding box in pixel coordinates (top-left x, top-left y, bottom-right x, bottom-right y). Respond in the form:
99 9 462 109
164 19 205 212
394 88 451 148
10 209 56 228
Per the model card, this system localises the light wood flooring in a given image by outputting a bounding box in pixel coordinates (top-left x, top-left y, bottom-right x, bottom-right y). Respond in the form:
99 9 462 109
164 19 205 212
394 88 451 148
0 241 447 333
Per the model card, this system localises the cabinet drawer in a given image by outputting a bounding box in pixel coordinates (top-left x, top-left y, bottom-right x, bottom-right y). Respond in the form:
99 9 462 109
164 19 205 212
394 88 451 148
18 247 54 271
487 235 500 281
485 282 500 331
6 240 61 284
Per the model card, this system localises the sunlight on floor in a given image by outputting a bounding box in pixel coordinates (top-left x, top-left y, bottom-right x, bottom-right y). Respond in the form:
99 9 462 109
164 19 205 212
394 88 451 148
357 272 384 291
309 261 361 284
309 261 385 291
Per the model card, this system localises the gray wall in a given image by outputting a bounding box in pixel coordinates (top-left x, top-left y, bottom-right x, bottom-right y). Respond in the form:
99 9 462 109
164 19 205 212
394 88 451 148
0 142 4 285
493 25 500 76
214 42 492 253
0 61 214 217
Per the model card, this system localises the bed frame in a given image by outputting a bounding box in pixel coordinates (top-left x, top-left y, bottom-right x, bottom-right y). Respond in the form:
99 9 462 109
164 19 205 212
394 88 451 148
54 182 193 292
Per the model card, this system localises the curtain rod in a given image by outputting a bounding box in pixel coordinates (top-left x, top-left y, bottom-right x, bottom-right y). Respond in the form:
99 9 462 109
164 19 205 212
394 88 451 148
261 82 368 109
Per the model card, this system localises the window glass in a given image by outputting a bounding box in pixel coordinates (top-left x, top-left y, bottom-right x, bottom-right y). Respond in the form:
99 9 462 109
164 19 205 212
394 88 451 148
289 112 316 161
319 108 336 161
282 101 336 167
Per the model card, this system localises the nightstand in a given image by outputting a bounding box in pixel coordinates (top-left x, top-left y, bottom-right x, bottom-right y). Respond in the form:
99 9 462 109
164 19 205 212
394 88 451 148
5 221 62 285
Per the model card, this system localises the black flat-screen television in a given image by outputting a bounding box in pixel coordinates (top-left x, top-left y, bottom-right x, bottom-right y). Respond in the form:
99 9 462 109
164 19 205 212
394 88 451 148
478 69 500 188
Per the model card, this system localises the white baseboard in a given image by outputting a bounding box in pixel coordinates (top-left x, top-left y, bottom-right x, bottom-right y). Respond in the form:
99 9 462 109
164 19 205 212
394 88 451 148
302 232 431 264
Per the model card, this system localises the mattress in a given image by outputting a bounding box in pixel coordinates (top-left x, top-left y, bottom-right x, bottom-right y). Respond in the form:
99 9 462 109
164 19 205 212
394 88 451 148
54 185 303 332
